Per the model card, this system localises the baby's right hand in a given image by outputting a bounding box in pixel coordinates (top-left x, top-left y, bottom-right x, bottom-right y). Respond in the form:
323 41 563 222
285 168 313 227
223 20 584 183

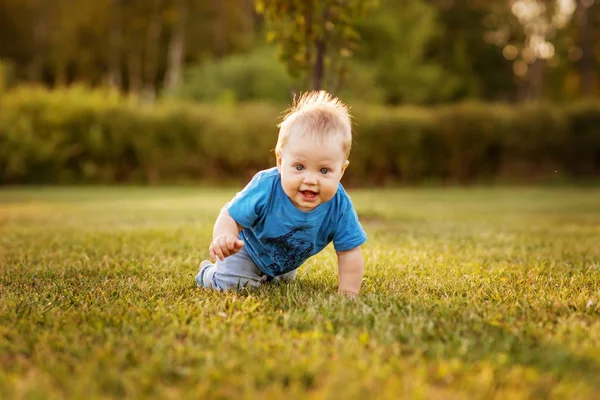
210 235 244 262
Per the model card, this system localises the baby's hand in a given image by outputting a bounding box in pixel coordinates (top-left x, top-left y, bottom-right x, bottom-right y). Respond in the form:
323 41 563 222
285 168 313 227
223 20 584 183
210 234 244 262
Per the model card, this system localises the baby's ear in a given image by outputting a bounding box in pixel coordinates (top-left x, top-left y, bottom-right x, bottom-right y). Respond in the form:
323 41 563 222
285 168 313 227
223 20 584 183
341 160 350 176
276 152 283 171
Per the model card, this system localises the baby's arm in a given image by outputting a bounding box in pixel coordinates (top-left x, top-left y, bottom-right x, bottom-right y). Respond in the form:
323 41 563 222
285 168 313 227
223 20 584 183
336 247 364 297
210 210 244 261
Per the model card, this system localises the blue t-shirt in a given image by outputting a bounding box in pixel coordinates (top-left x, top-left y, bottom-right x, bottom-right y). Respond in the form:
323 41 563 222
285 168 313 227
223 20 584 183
225 167 367 277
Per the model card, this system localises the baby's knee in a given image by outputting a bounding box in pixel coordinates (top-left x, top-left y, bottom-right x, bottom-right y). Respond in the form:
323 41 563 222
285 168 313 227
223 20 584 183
197 264 262 291
217 275 262 291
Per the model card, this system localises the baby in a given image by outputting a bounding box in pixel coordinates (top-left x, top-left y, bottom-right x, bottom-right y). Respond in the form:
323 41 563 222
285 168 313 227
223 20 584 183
196 90 366 296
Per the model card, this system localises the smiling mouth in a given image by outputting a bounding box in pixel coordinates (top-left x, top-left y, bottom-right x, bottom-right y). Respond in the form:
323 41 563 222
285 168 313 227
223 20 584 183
300 190 318 200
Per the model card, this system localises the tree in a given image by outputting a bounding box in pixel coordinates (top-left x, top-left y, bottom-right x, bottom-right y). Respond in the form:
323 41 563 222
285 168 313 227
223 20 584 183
426 0 518 102
575 0 598 96
0 0 260 94
141 0 164 102
163 0 187 92
256 0 379 92
352 0 455 104
107 0 123 90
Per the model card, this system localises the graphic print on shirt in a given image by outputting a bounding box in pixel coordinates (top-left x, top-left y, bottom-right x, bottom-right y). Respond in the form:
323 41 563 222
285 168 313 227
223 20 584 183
262 227 314 275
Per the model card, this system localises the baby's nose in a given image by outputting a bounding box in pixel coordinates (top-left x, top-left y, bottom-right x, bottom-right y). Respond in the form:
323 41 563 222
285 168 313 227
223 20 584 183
303 173 318 184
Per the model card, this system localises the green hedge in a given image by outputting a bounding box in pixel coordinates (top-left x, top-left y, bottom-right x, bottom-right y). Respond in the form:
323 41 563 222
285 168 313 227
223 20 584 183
1 86 599 185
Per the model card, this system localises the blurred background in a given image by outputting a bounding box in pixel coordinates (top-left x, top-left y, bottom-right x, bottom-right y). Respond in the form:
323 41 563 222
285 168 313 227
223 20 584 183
0 0 598 186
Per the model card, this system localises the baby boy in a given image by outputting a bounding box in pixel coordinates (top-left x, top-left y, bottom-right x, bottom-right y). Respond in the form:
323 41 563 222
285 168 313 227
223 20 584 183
196 91 366 296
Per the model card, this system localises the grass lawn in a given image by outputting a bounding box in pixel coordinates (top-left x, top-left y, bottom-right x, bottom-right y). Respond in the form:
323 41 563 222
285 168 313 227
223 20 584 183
1 186 600 399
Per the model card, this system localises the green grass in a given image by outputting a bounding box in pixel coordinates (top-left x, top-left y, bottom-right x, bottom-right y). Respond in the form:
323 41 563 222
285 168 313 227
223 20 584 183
1 186 600 399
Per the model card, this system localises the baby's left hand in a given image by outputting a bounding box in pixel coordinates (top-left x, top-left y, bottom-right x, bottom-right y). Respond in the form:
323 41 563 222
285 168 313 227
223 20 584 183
209 234 244 262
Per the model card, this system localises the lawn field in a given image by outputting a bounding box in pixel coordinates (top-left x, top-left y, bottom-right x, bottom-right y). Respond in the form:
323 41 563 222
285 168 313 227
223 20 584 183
1 186 600 399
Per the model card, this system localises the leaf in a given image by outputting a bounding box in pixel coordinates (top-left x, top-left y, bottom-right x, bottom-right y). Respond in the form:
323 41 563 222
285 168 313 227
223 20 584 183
266 31 277 43
255 0 265 14
359 332 369 345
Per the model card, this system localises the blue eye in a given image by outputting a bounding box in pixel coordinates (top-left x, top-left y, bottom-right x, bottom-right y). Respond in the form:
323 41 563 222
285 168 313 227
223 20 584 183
294 164 304 171
320 168 330 174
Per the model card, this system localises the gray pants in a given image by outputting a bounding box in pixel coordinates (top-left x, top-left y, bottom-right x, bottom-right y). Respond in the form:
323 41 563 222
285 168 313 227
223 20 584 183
196 246 297 290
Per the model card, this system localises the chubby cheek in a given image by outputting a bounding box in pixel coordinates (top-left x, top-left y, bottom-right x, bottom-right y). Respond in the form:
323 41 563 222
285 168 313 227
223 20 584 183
285 169 303 183
324 179 341 197
320 187 335 201
281 174 300 193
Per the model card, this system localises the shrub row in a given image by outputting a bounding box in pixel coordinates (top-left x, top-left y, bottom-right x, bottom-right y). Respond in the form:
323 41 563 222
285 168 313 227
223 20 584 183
1 86 599 185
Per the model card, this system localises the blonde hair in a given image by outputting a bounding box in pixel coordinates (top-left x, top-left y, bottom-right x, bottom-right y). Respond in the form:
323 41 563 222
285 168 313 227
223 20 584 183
275 90 352 158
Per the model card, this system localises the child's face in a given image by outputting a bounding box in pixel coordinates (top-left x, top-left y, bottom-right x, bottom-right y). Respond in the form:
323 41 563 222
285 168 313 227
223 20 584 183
276 132 349 212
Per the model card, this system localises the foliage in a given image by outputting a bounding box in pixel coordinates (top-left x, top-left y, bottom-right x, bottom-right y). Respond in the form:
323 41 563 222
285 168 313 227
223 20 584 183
174 47 293 103
1 186 600 398
1 0 599 103
0 86 282 184
256 0 379 91
0 0 257 93
426 0 519 101
1 86 600 186
0 59 15 92
353 0 459 104
563 102 600 175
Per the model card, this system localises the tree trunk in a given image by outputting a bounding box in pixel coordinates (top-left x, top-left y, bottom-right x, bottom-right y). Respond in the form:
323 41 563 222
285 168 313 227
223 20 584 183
212 0 226 56
142 0 163 102
312 39 325 90
577 0 596 97
107 0 123 90
312 5 329 91
54 61 67 87
128 50 143 95
164 0 186 92
30 0 48 82
526 58 546 101
304 2 313 90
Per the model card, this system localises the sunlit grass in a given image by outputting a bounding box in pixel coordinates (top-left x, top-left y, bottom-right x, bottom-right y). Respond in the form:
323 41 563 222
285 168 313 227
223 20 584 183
1 186 599 399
